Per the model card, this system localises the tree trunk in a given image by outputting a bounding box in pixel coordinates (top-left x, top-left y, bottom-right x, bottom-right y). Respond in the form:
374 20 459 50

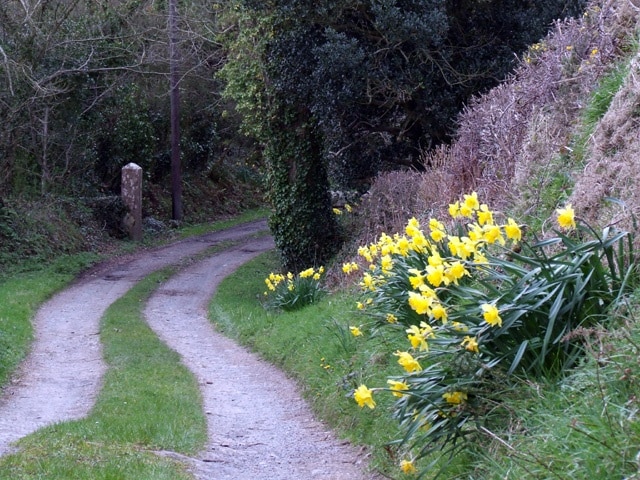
169 0 183 221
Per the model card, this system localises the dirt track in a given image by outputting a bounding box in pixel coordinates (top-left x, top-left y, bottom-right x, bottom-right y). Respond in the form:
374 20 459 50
0 220 374 479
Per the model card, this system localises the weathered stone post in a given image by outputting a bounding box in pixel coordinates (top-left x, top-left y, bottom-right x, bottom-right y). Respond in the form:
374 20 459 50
121 163 143 241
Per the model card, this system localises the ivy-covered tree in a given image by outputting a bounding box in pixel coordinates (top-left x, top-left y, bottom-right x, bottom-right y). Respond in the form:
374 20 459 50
219 0 586 269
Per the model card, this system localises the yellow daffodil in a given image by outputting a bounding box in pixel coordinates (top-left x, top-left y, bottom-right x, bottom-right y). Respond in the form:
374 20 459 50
477 204 494 226
468 223 484 242
429 218 445 231
461 336 479 353
299 267 315 278
448 236 475 260
459 203 473 217
426 264 446 287
556 204 576 230
428 250 444 267
342 262 359 274
481 303 503 327
386 313 398 323
361 272 375 291
406 324 429 351
463 191 480 211
419 322 436 341
452 321 468 332
408 291 432 315
473 250 488 264
430 302 448 323
406 217 421 237
448 201 461 218
504 218 522 241
395 351 422 372
445 261 469 284
483 224 505 245
430 228 446 242
381 254 394 273
396 236 410 256
357 245 373 263
400 459 417 474
333 208 342 215
443 390 467 404
350 326 363 337
409 231 429 252
354 385 376 409
387 379 409 397
408 269 426 290
429 218 446 242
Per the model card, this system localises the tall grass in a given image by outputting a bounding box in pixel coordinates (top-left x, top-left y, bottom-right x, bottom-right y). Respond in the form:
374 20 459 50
572 59 631 166
469 318 640 479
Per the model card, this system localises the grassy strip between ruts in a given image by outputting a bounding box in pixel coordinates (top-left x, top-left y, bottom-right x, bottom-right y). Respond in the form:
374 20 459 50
0 269 207 479
209 251 640 479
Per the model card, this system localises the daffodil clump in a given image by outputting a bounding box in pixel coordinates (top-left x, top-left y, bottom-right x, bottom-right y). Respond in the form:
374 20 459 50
346 193 635 474
263 266 325 311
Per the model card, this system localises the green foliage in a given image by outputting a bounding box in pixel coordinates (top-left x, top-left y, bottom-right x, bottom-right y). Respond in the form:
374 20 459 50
0 197 97 272
218 0 587 269
88 83 158 190
0 0 248 212
470 320 640 479
347 193 636 475
220 0 587 191
262 266 326 311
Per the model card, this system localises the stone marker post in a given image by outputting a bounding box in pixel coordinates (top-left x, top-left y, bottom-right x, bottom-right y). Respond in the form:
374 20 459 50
121 163 143 241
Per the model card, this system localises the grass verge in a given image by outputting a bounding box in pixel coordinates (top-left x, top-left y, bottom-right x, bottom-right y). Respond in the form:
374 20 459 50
0 253 100 387
177 207 270 239
466 315 640 480
0 269 206 479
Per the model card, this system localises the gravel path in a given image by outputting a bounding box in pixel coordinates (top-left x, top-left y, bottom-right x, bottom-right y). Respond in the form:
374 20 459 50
144 236 372 479
0 220 376 479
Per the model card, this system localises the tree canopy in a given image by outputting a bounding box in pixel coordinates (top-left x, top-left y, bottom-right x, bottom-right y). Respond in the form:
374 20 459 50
219 0 587 269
